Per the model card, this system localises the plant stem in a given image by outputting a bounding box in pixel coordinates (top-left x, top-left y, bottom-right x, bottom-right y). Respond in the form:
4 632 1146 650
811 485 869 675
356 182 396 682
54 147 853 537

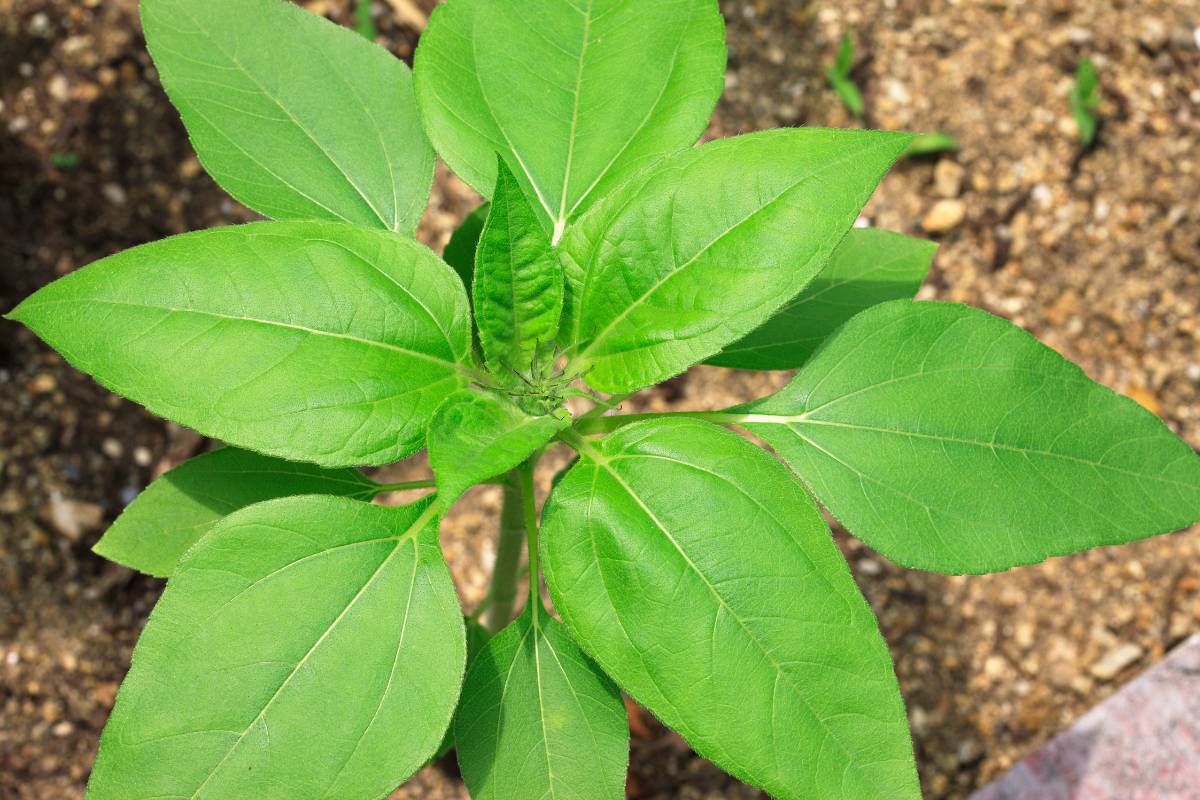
576 391 632 422
371 478 436 494
515 459 542 623
485 477 525 632
372 475 510 496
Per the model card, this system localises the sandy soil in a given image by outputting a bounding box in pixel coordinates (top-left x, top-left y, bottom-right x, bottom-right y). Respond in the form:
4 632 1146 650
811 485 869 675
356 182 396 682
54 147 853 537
1 1 1198 798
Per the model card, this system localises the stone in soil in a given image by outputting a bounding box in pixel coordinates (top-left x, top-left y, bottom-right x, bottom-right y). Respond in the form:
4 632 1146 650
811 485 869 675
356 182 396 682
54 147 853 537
971 635 1200 800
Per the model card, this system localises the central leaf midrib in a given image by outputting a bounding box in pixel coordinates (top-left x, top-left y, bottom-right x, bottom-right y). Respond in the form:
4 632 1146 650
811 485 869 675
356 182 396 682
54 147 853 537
574 138 896 365
27 297 464 375
785 419 1194 489
554 0 594 233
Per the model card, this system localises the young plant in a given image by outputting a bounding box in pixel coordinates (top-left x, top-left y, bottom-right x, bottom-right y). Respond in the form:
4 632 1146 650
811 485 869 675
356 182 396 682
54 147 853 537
6 1 1199 798
827 31 865 119
1071 56 1101 149
903 131 961 158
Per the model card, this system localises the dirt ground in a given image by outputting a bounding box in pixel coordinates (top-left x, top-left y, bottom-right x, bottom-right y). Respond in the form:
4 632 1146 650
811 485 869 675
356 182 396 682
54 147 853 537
2 1 1199 798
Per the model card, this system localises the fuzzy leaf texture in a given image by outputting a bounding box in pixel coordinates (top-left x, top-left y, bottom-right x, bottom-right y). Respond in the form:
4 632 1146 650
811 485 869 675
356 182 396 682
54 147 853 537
741 300 1200 574
141 0 434 232
7 222 472 467
474 162 564 377
541 419 919 800
455 606 629 800
94 447 378 577
428 389 569 509
414 0 726 237
87 496 466 800
710 228 935 370
559 128 912 392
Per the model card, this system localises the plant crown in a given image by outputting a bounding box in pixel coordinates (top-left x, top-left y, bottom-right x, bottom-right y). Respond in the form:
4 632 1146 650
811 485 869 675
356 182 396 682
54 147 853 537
7 1 1199 799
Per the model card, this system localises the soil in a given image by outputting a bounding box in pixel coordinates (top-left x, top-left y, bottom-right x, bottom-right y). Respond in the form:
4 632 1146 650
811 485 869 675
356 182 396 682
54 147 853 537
2 1 1198 799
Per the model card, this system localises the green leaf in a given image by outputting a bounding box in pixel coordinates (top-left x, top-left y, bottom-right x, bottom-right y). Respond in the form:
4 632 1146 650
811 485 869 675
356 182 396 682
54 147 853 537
709 228 935 370
8 221 471 467
560 128 912 393
414 0 726 238
826 35 863 118
94 447 378 578
828 74 865 119
443 204 490 292
86 496 466 800
428 389 569 509
434 618 493 760
353 0 376 41
541 419 918 800
902 132 960 158
1070 57 1100 148
1075 57 1099 106
833 32 855 77
455 605 628 800
740 300 1200 574
474 162 564 377
142 0 434 232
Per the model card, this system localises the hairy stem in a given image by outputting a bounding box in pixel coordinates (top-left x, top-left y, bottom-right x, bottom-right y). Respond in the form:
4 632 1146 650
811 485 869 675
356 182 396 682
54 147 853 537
486 478 526 632
515 459 542 622
371 478 436 494
575 390 633 422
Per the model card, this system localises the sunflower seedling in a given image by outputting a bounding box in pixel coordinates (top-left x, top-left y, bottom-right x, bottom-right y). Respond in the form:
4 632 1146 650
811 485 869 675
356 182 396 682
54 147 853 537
1071 56 1101 149
8 2 1199 799
827 31 865 119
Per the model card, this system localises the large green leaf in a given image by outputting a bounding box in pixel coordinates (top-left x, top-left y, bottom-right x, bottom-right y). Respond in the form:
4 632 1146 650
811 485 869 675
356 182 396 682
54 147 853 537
541 419 918 800
8 221 471 467
87 496 465 800
709 228 934 370
95 447 378 578
559 128 912 393
741 300 1200 574
474 162 564 377
414 0 725 238
142 0 434 232
455 605 628 800
428 389 569 509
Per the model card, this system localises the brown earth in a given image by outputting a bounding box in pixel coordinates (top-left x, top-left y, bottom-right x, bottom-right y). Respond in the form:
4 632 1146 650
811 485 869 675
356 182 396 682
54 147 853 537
1 1 1198 799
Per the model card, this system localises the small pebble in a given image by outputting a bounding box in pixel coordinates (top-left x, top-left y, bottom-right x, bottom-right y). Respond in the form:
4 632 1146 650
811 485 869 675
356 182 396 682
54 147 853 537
922 199 967 233
101 438 124 459
934 160 965 198
101 183 128 206
857 558 883 576
28 373 57 394
1089 642 1145 681
44 496 105 543
47 74 70 103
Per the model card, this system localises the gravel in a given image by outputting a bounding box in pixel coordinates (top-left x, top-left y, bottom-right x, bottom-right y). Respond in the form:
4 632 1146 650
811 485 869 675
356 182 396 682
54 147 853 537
1 1 1197 798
